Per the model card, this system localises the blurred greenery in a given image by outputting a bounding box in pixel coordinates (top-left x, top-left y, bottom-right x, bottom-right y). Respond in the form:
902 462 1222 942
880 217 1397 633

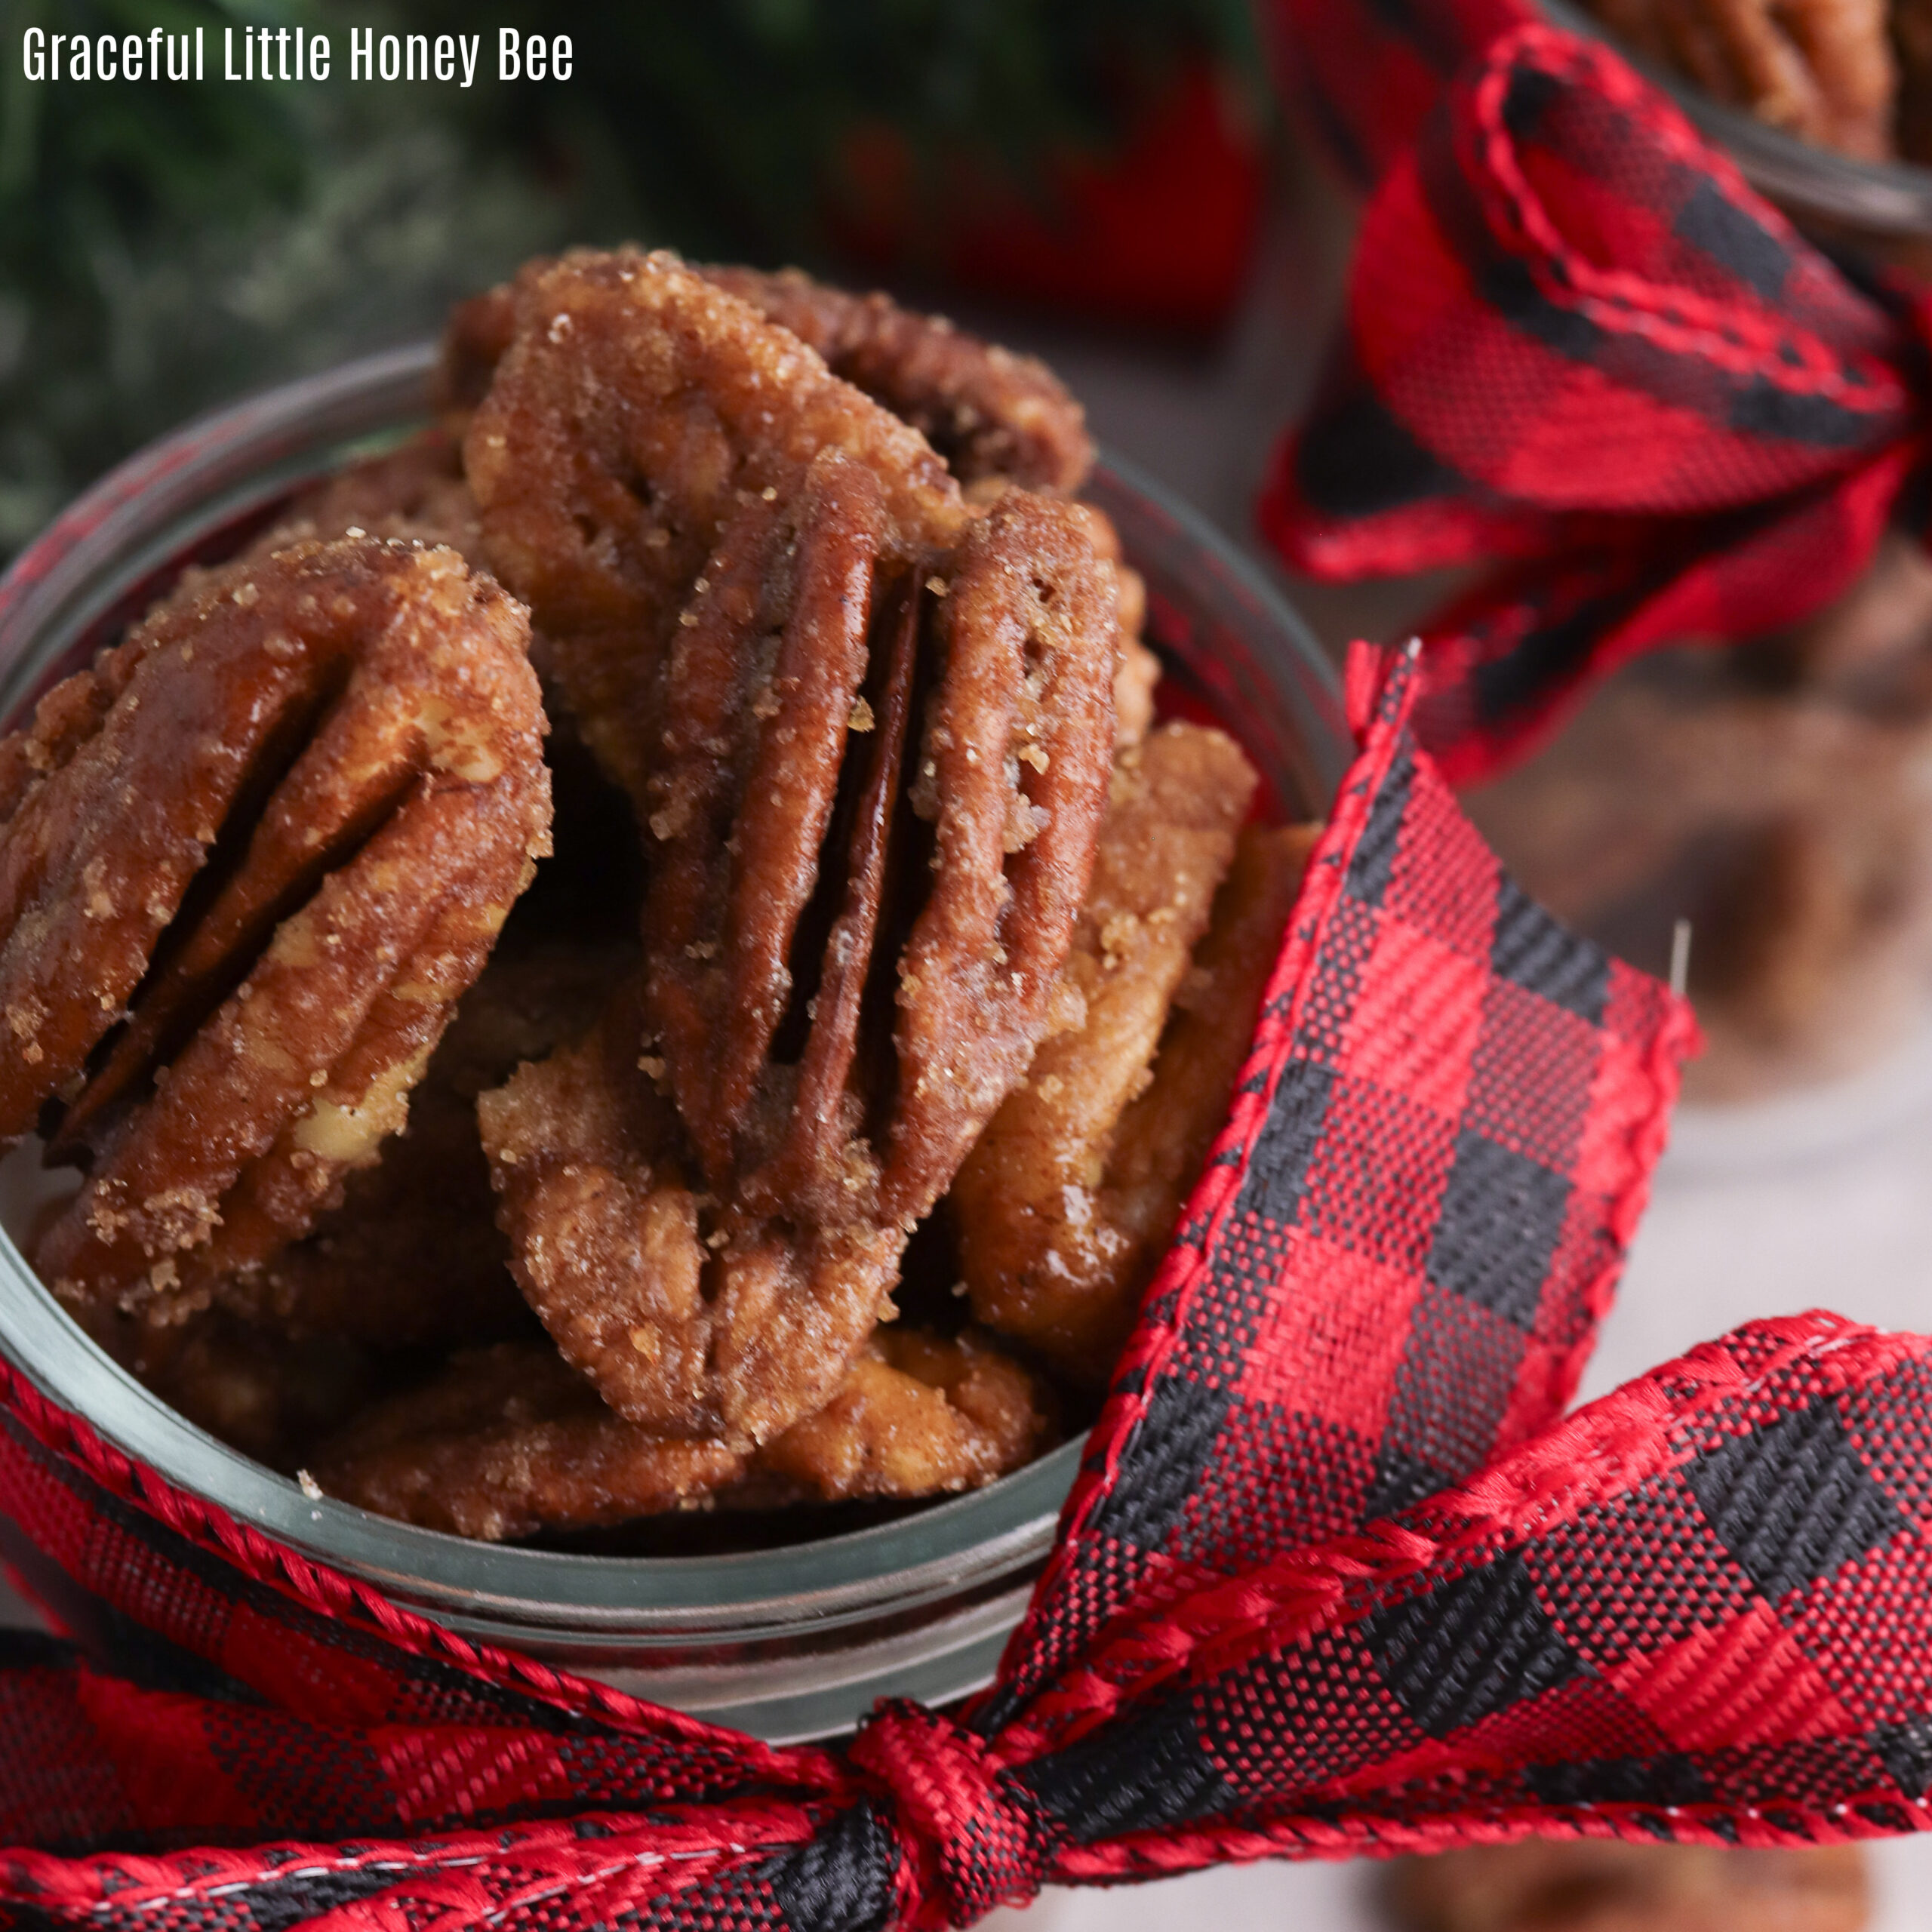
0 0 1261 557
0 0 619 553
417 0 1265 260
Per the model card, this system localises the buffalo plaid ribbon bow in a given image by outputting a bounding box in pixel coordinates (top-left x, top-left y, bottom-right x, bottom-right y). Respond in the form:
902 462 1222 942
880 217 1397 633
1261 13 1932 783
8 643 1932 1932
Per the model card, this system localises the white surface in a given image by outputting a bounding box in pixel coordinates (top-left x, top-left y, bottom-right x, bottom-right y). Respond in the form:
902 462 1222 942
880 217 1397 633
1584 1021 1932 1405
982 1850 1371 1932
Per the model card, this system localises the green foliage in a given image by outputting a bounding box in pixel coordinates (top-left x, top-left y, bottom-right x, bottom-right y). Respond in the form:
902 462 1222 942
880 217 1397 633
0 0 1261 558
0 0 621 555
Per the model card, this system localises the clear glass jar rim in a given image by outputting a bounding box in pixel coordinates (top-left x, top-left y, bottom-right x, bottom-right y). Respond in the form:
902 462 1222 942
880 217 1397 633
0 341 1343 1638
1537 0 1932 238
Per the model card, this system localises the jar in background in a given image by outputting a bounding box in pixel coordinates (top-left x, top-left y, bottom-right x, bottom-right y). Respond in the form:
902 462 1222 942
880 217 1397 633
1541 0 1932 261
1466 546 1932 1100
1450 1 1932 1099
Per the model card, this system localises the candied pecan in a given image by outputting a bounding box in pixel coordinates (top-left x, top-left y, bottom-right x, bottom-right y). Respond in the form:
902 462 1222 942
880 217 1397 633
956 734 1315 1380
312 1323 1051 1537
436 283 518 415
469 251 1120 1446
10 537 549 1331
220 934 625 1351
477 993 907 1446
311 1340 746 1542
1093 821 1315 1297
140 1312 386 1471
878 491 1128 1221
749 1326 1058 1503
463 246 962 811
1386 1839 1869 1932
442 258 1091 493
253 432 484 566
220 1073 523 1351
643 471 1123 1226
1114 635 1160 752
1586 0 1895 160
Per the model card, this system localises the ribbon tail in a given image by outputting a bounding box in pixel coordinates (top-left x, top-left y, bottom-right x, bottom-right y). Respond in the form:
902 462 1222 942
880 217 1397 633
11 1312 1932 1923
989 1312 1932 1881
988 643 1697 1734
0 1807 862 1932
1264 0 1531 187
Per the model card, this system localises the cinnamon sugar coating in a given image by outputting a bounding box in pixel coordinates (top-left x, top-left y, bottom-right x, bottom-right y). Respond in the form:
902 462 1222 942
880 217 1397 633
882 491 1125 1222
17 254 1321 1543
442 260 1092 493
310 1324 1054 1539
254 432 484 565
217 1066 523 1351
1113 636 1161 752
219 934 624 1351
701 265 1094 493
463 248 965 811
15 537 549 1331
478 994 904 1447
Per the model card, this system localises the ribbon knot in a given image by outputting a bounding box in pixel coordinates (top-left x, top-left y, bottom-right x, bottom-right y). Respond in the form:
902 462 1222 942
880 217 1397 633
849 1700 1045 1927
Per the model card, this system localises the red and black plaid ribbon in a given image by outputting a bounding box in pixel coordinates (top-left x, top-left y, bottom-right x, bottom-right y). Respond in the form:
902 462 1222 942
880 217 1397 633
1261 7 1932 783
4 641 1931 1930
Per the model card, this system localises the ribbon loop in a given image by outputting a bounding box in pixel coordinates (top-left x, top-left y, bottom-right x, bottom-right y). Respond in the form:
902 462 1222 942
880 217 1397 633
1263 20 1932 780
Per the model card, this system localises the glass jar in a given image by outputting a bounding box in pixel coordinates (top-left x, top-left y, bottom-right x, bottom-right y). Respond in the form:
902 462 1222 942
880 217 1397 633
0 344 1346 1743
1463 555 1932 1100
